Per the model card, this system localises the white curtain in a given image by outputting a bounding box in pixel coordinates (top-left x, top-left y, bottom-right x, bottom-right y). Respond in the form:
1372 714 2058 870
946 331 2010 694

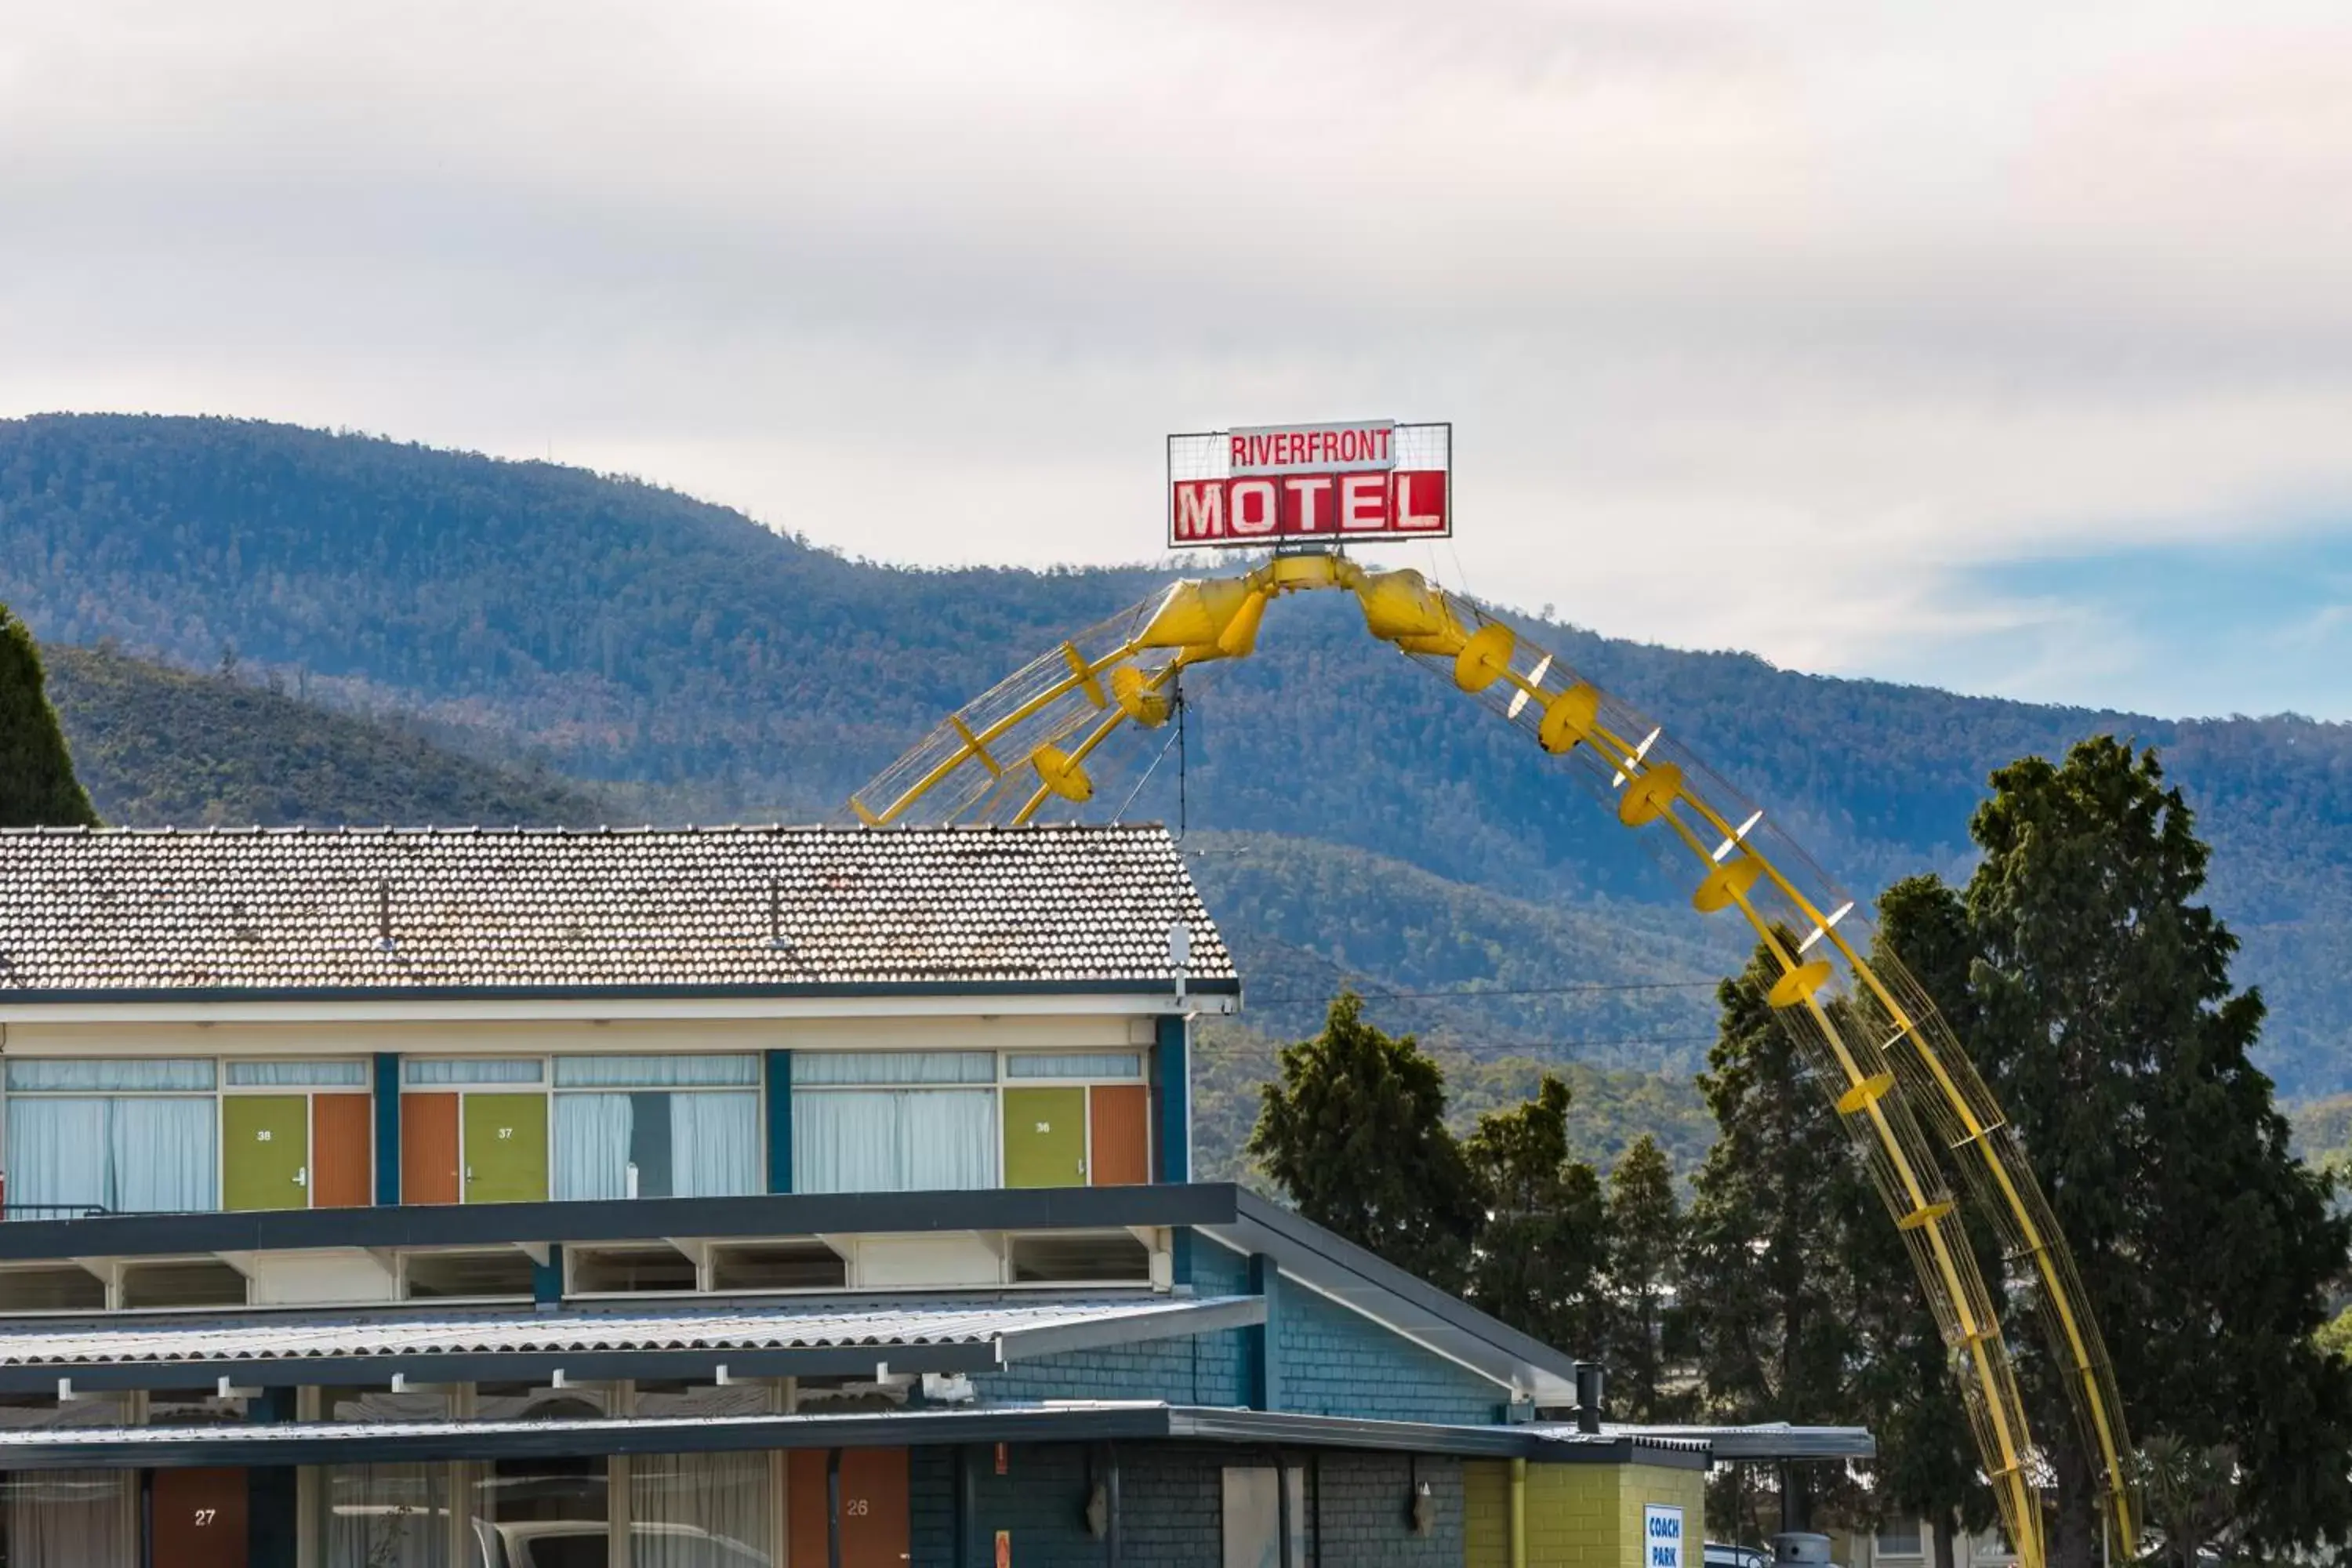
321 1463 449 1568
903 1090 998 1189
793 1091 900 1194
402 1059 542 1086
630 1450 773 1568
5 1058 213 1091
5 1470 134 1567
554 1055 758 1088
554 1094 632 1201
793 1090 996 1193
670 1092 760 1198
228 1059 368 1087
1006 1052 1142 1079
790 1051 994 1086
108 1098 218 1213
5 1098 110 1214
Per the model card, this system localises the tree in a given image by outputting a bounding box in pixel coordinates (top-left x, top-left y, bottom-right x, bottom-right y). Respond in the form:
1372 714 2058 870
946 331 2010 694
0 604 98 828
1682 942 1877 1533
1248 991 1483 1289
1602 1134 1683 1422
1953 738 2352 1563
1462 1075 1610 1356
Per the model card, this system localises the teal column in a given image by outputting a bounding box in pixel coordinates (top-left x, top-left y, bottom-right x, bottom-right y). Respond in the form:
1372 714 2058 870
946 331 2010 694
1153 1015 1189 1183
373 1053 401 1206
533 1244 564 1307
766 1050 793 1193
1246 1253 1282 1411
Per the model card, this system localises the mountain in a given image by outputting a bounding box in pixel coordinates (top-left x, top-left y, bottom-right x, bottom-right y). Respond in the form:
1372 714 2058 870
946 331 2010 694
6 412 2350 1097
42 643 603 829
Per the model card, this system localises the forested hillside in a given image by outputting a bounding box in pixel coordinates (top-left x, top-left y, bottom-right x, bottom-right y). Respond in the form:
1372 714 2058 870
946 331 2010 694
42 644 603 829
6 412 2349 1094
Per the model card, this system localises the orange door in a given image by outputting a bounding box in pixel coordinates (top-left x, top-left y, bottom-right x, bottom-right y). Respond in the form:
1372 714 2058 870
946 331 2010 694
151 1468 248 1568
400 1092 461 1205
1089 1084 1151 1186
788 1448 909 1567
312 1093 374 1208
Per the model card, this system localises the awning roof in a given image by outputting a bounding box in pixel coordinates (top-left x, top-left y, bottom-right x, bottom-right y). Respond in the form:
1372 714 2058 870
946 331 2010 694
0 1294 1264 1394
0 1402 1714 1471
1577 1421 1876 1461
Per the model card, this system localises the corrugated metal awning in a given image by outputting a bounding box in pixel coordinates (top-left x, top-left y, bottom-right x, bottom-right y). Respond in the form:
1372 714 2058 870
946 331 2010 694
0 1294 1265 1394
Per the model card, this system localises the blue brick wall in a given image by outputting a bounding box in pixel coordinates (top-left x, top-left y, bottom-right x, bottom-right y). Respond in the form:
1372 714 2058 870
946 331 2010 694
1276 1283 1505 1425
907 1443 1465 1566
978 1330 1246 1406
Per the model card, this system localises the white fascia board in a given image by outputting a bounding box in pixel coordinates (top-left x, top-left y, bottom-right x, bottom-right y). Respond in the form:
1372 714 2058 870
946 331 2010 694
0 992 1240 1027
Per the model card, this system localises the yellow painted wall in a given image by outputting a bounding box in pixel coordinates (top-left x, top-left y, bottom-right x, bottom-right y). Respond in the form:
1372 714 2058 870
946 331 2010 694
1462 1459 1707 1568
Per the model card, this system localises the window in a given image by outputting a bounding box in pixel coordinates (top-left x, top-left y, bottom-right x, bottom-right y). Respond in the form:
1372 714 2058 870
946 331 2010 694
2 1059 218 1215
1875 1521 1926 1559
791 1053 997 1194
1221 1465 1308 1568
551 1056 760 1201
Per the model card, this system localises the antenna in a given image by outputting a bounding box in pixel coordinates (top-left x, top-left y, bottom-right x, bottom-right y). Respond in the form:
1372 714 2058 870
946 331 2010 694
1167 920 1191 1007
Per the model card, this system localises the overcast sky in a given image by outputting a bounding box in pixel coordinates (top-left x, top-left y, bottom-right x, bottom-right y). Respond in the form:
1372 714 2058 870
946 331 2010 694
6 1 2352 719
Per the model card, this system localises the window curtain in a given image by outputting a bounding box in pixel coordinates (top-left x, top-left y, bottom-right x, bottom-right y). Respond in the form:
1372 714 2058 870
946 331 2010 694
793 1090 996 1192
4 1098 213 1214
554 1055 758 1088
790 1051 994 1086
670 1091 760 1197
553 1094 632 1202
1006 1052 1142 1079
227 1060 368 1087
632 1450 774 1568
108 1098 217 1213
4 1059 214 1092
401 1059 542 1086
3 1470 134 1568
5 1098 109 1214
321 1463 449 1568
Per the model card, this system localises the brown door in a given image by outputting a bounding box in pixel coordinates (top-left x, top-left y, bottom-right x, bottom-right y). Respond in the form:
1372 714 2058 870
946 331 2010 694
151 1468 248 1568
1089 1084 1151 1186
313 1093 375 1208
788 1448 909 1566
401 1092 461 1205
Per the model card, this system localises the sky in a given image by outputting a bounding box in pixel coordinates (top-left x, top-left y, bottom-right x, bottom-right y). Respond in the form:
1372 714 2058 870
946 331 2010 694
6 2 2352 720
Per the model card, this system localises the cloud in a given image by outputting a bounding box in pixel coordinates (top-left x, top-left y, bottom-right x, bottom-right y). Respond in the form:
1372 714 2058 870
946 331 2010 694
6 1 2352 717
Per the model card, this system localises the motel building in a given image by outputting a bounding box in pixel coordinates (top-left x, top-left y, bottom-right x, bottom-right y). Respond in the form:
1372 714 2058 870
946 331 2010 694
0 822 1864 1566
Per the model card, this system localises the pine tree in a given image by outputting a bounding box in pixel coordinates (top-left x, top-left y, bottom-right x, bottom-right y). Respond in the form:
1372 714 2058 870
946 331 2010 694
1462 1075 1610 1356
1248 991 1483 1290
1955 738 2352 1563
1682 942 1877 1532
0 604 98 828
1603 1134 1683 1422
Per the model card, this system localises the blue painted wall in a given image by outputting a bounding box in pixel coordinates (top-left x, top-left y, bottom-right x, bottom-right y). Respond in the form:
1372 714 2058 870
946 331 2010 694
764 1049 792 1194
372 1053 401 1205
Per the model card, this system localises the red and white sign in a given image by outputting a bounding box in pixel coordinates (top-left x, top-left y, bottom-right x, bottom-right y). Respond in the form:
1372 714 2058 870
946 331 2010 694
1167 421 1450 548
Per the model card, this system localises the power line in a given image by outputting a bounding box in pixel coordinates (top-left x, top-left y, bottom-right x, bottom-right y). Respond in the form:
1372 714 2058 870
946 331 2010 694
1241 978 1718 1004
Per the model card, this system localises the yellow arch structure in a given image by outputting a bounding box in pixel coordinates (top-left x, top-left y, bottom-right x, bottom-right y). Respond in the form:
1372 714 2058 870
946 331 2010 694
850 548 2135 1568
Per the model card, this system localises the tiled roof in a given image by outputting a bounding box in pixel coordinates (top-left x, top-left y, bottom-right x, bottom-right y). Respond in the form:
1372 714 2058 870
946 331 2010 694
0 1295 1252 1371
0 824 1233 996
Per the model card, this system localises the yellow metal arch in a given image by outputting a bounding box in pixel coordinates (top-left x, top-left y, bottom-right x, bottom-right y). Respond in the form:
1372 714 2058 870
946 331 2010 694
849 549 2136 1567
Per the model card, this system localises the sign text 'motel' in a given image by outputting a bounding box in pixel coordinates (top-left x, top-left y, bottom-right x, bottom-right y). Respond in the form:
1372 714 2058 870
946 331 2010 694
1167 420 1450 547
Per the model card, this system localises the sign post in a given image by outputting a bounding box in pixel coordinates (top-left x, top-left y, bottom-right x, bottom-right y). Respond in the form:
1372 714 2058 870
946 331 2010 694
1167 421 1451 549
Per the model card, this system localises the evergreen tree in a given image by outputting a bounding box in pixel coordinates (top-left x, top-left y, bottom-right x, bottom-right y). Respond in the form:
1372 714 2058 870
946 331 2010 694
1953 738 2352 1563
1248 991 1483 1289
1602 1134 1683 1422
1682 942 1877 1532
1462 1075 1610 1356
0 604 97 828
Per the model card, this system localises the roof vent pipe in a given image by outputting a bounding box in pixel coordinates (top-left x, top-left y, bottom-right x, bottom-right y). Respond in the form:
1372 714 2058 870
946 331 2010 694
376 879 395 952
1575 1363 1605 1434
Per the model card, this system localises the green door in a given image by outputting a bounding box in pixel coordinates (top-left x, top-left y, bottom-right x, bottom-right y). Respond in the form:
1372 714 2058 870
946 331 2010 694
463 1093 548 1204
223 1095 310 1211
1003 1087 1087 1189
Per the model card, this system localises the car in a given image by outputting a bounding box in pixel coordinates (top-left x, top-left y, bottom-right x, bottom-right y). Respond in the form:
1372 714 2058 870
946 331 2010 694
1705 1544 1770 1568
468 1517 775 1568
